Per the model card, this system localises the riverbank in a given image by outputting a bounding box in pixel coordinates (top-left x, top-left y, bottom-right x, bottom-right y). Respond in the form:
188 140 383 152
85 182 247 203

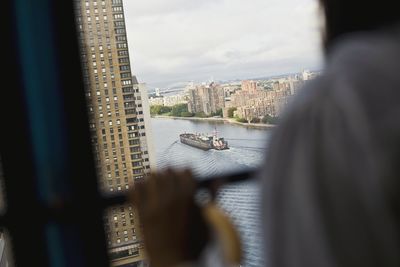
153 115 276 129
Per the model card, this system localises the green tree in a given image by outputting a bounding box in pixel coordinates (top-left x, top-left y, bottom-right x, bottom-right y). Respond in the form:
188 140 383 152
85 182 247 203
250 117 260 123
227 107 237 118
159 106 172 114
235 117 247 123
180 111 194 117
170 103 189 117
150 105 171 115
194 112 208 118
211 108 223 117
150 105 162 115
262 114 279 124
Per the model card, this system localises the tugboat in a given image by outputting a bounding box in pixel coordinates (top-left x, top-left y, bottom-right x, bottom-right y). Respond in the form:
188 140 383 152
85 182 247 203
180 128 229 151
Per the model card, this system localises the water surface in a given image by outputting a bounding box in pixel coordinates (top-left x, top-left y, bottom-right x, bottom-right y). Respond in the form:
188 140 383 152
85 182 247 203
151 117 273 267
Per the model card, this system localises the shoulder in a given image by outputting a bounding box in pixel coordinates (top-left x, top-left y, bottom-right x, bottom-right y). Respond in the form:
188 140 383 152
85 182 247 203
278 76 333 130
326 27 400 87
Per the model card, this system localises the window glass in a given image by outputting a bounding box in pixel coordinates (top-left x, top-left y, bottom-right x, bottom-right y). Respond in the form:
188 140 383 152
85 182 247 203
75 0 321 266
124 0 321 266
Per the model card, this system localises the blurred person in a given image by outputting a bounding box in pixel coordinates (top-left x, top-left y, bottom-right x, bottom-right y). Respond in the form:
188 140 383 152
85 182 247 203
131 0 400 266
263 0 400 266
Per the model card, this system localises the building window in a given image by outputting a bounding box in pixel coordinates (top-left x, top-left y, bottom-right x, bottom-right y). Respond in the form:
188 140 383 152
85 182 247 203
118 57 129 63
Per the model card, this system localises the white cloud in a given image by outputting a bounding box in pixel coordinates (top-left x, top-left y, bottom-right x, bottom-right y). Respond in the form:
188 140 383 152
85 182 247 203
124 0 322 88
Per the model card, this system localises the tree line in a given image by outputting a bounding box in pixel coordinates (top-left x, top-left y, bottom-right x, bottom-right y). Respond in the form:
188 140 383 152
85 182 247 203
151 104 278 124
226 107 279 124
150 104 222 118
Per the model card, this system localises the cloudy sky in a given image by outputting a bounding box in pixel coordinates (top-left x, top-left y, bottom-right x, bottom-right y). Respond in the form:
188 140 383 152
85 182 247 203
124 0 323 89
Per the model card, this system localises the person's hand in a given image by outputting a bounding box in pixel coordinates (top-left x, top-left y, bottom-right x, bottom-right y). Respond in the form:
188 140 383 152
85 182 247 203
129 169 210 267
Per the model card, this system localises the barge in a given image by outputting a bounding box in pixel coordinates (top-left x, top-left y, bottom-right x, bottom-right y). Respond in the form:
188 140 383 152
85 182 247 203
180 131 229 151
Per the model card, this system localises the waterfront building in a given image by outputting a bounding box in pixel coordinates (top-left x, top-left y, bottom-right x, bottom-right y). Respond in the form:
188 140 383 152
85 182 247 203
229 73 321 121
230 79 293 120
162 94 188 107
223 86 239 96
75 0 153 265
148 97 164 106
187 82 225 115
149 91 189 108
230 90 254 108
241 80 258 93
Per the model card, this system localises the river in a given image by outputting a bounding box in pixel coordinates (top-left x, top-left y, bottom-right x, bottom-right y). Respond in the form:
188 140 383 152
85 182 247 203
150 117 274 267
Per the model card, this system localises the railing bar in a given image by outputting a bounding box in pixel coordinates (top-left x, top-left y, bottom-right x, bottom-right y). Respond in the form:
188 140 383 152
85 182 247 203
102 169 257 207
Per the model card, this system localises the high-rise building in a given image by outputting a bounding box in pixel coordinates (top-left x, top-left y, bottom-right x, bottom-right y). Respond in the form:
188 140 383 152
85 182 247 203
241 80 258 93
137 83 157 171
187 82 225 115
74 0 153 265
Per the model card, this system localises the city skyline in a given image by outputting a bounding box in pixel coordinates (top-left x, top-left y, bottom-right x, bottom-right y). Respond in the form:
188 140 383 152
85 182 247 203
124 0 323 89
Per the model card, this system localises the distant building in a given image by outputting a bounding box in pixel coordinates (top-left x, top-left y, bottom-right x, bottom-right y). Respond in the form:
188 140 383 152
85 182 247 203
149 94 187 107
187 82 225 115
137 83 157 171
185 81 195 90
230 79 295 120
234 88 291 119
230 90 254 107
230 71 322 121
163 94 187 107
241 80 258 93
222 84 241 98
148 97 164 106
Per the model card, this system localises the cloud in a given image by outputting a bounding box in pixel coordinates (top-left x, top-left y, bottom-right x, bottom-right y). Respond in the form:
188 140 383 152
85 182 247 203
123 0 219 18
124 0 322 88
